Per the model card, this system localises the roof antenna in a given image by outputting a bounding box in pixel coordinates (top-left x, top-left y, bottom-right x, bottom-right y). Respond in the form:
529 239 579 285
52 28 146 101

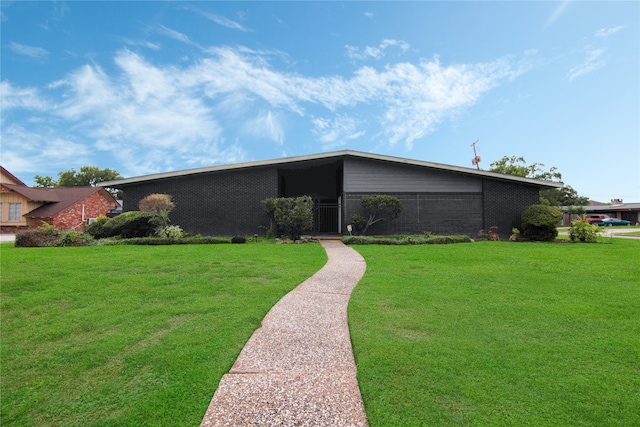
471 139 481 169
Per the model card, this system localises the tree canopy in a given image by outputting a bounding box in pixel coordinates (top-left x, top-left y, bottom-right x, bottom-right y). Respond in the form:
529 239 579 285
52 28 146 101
34 166 123 198
489 156 588 207
34 166 122 188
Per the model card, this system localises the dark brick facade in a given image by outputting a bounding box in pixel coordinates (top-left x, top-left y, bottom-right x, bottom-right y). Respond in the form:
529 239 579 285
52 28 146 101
120 167 278 236
483 179 540 237
114 154 544 238
344 192 484 236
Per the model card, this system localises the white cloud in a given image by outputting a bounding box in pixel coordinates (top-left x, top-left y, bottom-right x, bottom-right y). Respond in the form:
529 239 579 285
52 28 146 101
595 26 625 38
345 39 410 61
567 47 605 81
9 42 49 59
2 45 521 175
198 11 250 32
244 110 284 145
544 0 571 29
0 81 50 111
157 24 192 45
312 115 365 150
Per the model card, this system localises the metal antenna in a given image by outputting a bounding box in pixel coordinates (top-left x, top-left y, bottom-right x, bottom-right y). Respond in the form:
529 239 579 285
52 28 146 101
471 140 481 169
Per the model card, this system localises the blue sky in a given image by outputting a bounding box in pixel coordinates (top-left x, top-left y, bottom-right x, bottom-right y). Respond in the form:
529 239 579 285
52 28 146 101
1 1 638 202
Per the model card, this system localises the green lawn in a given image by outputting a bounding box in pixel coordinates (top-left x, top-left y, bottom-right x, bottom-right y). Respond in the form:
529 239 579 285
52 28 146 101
0 243 326 426
3 239 639 426
348 239 640 426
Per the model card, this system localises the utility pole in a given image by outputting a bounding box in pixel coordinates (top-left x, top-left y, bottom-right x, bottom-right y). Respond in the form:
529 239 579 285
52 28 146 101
471 140 481 169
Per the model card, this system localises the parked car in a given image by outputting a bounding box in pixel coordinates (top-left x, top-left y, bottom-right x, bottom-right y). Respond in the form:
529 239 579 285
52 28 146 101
594 218 631 226
585 214 610 224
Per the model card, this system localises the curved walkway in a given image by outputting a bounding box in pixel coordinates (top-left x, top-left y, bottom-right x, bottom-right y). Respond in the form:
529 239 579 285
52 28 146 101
200 240 369 427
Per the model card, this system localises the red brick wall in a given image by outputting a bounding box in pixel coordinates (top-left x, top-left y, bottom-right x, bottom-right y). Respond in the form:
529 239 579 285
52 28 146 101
52 192 117 231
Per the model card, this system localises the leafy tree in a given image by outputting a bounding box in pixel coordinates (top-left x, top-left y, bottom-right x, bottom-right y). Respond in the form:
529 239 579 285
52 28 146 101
489 156 587 207
263 196 314 240
351 194 403 235
138 193 176 228
34 166 122 187
489 155 561 181
34 166 123 197
33 175 56 188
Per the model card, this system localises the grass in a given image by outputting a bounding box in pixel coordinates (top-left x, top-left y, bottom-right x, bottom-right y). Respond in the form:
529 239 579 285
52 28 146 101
0 242 326 427
348 239 640 426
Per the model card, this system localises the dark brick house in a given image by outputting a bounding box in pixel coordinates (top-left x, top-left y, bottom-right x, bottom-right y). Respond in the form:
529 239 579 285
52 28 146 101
99 150 561 237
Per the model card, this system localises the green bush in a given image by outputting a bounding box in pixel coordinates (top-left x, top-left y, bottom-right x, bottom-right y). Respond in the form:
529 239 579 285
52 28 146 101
14 228 61 247
569 219 601 243
87 211 157 239
59 231 95 247
156 225 184 239
521 204 563 242
351 194 403 235
85 216 110 238
263 196 314 240
342 234 470 245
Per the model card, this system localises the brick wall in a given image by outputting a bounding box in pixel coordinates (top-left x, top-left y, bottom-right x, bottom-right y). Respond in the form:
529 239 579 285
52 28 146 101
120 167 279 236
52 192 118 231
344 192 483 235
483 179 540 237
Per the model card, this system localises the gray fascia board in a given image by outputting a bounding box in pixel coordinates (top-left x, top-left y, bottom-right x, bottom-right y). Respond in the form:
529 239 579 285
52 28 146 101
98 149 563 189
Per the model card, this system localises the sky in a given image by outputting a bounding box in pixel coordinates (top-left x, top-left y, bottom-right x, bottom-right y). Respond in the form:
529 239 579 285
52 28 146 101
1 1 638 203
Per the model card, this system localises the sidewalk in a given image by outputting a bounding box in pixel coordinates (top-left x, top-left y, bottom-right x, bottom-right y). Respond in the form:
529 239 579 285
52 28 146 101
200 240 369 427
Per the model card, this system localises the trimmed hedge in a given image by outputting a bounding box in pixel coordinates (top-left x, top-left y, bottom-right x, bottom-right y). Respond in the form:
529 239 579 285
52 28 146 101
521 204 563 242
85 211 157 239
343 235 471 245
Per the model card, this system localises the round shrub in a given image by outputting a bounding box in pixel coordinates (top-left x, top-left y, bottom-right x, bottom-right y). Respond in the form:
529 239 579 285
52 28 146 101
521 204 563 242
85 216 110 238
156 225 184 240
88 211 156 239
569 219 601 243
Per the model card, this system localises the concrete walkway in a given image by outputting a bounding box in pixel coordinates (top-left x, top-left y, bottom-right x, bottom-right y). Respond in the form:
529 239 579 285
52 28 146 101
200 240 368 427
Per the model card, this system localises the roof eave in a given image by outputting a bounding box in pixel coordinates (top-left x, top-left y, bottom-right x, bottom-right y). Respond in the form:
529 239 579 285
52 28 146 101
98 150 563 189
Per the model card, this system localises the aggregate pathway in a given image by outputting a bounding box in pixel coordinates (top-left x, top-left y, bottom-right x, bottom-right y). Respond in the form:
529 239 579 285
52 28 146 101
200 240 369 427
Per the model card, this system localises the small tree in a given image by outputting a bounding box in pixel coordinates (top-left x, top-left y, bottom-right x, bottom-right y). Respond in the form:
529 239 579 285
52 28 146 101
263 196 314 241
138 193 175 228
521 204 562 242
351 194 402 235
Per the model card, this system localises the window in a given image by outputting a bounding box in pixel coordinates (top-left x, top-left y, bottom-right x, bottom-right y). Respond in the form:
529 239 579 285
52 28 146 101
8 203 22 222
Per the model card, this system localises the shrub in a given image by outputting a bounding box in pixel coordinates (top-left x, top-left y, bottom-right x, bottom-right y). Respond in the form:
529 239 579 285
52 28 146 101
139 193 175 228
521 204 563 242
85 215 110 238
569 219 601 243
351 194 403 235
91 211 157 239
59 231 94 247
342 234 470 245
263 196 314 241
15 228 61 247
156 225 184 240
231 236 247 244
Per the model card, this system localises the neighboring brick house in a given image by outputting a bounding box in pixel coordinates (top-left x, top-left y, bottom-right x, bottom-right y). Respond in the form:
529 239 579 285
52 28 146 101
99 150 561 237
1 166 119 233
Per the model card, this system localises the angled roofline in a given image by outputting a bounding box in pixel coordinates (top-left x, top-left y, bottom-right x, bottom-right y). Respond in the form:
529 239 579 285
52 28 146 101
98 150 563 189
1 166 27 186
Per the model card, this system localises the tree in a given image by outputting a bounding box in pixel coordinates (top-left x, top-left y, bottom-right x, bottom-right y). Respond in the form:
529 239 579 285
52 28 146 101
138 193 176 228
489 156 587 207
489 156 561 181
34 166 123 197
263 196 314 240
351 194 403 235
